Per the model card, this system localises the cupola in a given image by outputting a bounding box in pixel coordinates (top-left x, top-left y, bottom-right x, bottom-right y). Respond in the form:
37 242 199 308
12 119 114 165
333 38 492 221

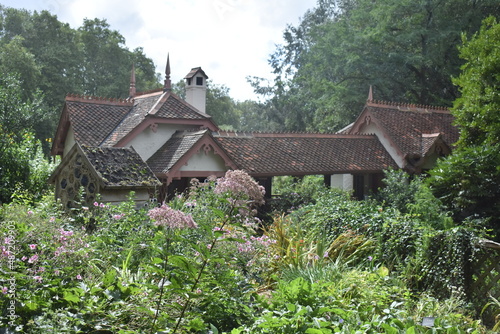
184 67 208 114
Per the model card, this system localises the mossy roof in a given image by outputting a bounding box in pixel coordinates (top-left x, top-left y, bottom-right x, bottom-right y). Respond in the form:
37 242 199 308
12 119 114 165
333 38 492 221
81 146 161 188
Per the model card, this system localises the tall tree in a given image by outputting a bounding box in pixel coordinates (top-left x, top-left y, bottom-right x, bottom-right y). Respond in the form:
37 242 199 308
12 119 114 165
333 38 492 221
428 17 500 235
255 0 500 132
205 81 241 130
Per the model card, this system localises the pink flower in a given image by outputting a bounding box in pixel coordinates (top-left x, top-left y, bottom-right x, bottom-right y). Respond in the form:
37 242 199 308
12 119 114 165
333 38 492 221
1 247 10 257
76 274 82 280
93 202 99 207
214 170 265 205
27 210 33 216
148 204 198 229
29 244 37 250
33 276 42 283
49 216 56 222
21 256 27 261
28 254 39 264
1 287 7 294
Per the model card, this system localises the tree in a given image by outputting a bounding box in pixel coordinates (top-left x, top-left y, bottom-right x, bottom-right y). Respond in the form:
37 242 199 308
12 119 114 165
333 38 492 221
0 74 53 204
205 81 241 130
254 0 500 132
428 17 500 235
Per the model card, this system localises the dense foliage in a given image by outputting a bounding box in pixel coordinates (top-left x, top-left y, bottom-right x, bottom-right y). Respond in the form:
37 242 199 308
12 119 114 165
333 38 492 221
428 17 500 236
1 170 497 333
0 7 160 147
250 0 500 132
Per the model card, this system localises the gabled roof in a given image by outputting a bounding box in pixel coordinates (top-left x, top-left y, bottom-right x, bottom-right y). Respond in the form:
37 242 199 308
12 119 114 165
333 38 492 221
184 67 208 79
80 145 161 188
147 129 237 180
51 91 218 153
349 100 459 158
51 95 134 154
49 144 161 189
147 130 208 173
213 132 397 176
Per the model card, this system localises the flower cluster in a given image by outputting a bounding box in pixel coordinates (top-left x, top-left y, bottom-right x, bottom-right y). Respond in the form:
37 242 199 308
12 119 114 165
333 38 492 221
148 204 198 229
214 170 265 205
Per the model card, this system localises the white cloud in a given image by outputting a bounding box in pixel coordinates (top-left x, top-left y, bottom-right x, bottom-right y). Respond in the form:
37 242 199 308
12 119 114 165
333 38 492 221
2 0 317 100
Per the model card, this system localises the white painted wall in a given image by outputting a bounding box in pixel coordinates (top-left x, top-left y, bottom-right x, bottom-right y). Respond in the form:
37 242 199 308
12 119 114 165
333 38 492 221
63 126 76 157
330 174 353 191
360 122 405 168
101 189 151 207
185 75 207 114
179 145 227 172
126 123 195 161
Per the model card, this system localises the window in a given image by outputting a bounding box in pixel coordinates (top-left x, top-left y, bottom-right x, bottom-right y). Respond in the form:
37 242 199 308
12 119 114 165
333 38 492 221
196 76 203 86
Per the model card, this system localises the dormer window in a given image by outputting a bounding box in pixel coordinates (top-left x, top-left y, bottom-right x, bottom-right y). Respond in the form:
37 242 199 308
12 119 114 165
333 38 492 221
187 78 192 86
196 77 203 86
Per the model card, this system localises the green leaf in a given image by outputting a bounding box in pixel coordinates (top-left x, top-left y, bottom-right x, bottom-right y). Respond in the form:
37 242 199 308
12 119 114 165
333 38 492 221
381 324 398 334
305 329 324 334
169 255 198 278
406 326 416 334
63 290 80 303
102 269 117 286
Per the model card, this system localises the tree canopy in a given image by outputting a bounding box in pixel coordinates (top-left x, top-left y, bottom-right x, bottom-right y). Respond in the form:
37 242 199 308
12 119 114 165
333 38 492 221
251 0 500 132
0 6 160 151
428 17 500 235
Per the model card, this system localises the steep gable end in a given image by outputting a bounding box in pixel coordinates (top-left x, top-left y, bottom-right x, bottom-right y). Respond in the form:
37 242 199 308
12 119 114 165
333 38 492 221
52 94 134 153
348 100 459 169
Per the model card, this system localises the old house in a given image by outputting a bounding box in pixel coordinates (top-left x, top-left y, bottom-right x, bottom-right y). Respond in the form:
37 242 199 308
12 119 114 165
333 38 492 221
49 58 459 206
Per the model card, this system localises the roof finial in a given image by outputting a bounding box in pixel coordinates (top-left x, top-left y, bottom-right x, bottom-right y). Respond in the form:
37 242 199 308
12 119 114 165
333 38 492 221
367 85 373 102
164 53 172 92
129 64 136 98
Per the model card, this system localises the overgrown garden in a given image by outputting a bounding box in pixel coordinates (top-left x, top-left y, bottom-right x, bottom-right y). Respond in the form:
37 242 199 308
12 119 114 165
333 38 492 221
0 169 499 333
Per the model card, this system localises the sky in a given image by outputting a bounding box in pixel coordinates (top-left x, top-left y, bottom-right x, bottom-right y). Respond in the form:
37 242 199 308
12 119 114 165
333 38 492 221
1 0 318 101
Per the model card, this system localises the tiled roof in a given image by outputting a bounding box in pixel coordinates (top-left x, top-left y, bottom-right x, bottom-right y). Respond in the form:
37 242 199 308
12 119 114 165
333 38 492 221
363 102 459 156
213 133 397 175
147 130 208 173
81 146 161 188
66 99 132 147
153 93 211 119
66 91 213 147
184 67 208 79
421 133 442 156
101 93 162 146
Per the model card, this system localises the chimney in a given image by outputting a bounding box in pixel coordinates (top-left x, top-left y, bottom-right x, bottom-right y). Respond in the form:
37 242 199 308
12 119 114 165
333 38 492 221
129 64 136 98
184 67 208 114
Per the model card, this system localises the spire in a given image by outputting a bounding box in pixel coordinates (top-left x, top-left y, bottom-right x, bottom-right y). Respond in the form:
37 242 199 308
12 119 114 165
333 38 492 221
129 64 136 98
163 54 172 92
367 85 373 102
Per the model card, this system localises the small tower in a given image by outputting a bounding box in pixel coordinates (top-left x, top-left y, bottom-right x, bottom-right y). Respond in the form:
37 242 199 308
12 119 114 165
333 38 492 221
184 67 208 114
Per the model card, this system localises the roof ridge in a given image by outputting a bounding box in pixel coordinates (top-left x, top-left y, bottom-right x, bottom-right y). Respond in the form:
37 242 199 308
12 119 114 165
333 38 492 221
212 130 376 139
367 99 450 112
134 88 164 97
66 93 134 106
